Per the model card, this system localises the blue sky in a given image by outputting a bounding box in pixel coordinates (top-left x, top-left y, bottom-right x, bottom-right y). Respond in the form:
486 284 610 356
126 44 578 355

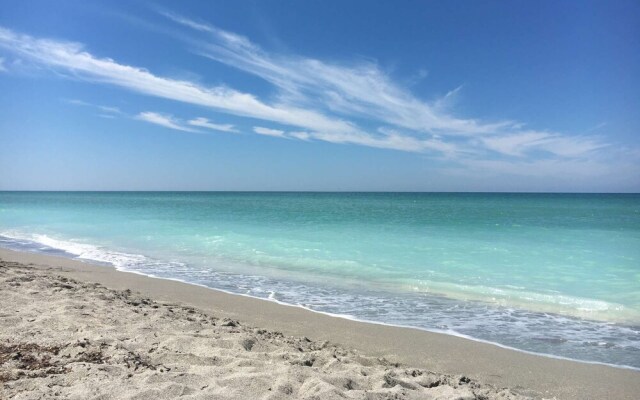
0 0 638 191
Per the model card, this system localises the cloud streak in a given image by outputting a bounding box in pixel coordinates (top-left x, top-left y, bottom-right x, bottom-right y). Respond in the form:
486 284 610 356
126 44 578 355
161 13 608 158
0 27 358 138
253 126 285 138
0 23 610 161
188 117 237 133
136 111 197 132
480 132 606 157
63 98 123 116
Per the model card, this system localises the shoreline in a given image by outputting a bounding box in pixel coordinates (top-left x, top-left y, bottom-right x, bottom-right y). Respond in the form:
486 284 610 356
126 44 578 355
1 247 639 399
116 267 640 373
2 234 638 362
2 238 638 372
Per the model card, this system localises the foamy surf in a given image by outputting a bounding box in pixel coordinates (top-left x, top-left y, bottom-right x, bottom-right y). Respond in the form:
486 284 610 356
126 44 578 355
1 231 148 269
1 230 639 369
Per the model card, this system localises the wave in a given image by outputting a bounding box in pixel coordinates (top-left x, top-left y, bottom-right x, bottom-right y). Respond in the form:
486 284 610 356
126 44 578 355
402 280 638 324
1 230 639 369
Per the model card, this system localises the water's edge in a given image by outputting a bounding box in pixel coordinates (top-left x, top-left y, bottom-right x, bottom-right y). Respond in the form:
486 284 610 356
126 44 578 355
1 235 638 371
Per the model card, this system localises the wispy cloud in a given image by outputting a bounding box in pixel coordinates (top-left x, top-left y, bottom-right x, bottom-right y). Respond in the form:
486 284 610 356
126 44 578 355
63 98 122 116
64 98 234 134
480 132 606 157
253 126 285 138
136 111 198 132
161 12 510 137
0 57 6 71
188 117 237 133
64 98 92 107
0 26 356 139
98 105 122 115
289 131 311 141
0 23 611 161
159 13 609 157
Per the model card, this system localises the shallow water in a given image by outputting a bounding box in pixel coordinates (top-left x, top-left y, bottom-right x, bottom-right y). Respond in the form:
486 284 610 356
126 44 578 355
1 191 638 368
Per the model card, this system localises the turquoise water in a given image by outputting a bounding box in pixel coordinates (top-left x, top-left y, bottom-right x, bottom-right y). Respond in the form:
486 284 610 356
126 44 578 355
1 192 639 368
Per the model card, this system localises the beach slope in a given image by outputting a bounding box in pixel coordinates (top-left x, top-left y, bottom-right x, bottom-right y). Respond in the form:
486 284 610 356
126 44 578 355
1 249 638 399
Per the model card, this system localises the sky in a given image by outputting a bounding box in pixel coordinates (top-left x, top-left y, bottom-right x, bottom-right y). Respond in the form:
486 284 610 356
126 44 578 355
0 0 638 192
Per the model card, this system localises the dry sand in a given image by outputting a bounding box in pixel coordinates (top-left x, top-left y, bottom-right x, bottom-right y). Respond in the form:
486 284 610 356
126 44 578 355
1 248 638 399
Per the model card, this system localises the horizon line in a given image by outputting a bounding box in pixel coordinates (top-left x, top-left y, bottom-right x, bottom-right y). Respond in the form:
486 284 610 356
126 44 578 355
1 190 638 195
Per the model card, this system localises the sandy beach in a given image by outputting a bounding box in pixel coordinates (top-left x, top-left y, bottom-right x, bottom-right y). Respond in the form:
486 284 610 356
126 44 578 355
1 248 638 400
2 0 638 398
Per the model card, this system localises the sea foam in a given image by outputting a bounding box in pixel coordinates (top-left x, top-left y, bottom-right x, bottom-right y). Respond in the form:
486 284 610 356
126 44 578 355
2 230 639 369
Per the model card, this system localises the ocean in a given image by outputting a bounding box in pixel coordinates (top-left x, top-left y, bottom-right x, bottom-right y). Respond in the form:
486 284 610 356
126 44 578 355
0 191 638 368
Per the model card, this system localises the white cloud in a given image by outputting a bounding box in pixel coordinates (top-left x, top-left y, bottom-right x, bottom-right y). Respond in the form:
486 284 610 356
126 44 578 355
166 14 511 137
187 117 237 132
0 24 613 160
64 98 122 115
289 131 311 141
0 57 7 71
160 14 609 158
98 105 122 114
64 98 92 107
535 136 607 157
481 132 606 157
253 126 285 137
136 111 197 132
0 26 356 138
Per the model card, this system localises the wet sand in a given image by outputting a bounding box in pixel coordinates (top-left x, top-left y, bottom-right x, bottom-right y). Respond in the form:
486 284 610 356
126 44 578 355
1 248 638 399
